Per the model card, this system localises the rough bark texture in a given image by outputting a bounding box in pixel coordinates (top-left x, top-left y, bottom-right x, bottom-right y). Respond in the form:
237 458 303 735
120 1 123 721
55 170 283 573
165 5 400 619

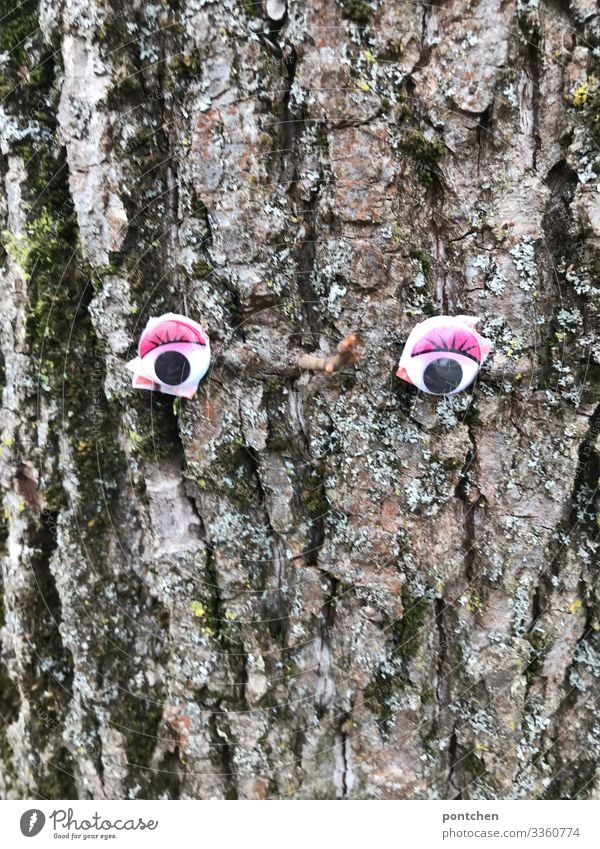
1 0 600 801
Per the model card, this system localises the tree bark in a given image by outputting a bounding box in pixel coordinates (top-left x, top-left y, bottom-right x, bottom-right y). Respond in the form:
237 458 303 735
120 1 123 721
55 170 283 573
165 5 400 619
1 0 599 800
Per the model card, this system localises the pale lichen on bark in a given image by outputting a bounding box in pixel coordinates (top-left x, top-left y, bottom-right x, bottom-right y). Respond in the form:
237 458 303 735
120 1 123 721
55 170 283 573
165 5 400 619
0 0 599 800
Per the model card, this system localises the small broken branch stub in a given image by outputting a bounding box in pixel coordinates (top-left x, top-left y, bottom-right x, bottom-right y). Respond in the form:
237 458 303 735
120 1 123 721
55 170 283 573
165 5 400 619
297 333 361 374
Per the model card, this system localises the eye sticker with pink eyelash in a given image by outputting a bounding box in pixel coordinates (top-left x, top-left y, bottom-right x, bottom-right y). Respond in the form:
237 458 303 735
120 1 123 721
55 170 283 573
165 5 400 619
126 313 211 399
396 315 492 396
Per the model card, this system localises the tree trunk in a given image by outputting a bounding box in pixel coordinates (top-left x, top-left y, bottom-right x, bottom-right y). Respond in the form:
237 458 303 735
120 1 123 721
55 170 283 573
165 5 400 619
1 0 599 800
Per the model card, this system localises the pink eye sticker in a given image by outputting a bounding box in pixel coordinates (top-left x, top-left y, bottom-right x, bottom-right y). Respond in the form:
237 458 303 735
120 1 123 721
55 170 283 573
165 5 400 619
126 313 211 399
396 315 492 395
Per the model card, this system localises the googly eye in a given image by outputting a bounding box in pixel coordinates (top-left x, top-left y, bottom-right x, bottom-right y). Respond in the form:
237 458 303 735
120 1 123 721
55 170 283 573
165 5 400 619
126 313 211 399
396 316 492 396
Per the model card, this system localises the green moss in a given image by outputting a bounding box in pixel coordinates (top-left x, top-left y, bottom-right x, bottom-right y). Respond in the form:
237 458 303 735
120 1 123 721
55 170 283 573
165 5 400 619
96 592 169 789
191 258 214 279
338 0 374 24
113 689 164 774
125 128 157 154
203 547 239 645
400 128 445 187
12 75 126 537
538 762 597 801
22 223 123 529
397 92 411 121
365 595 430 732
419 301 438 316
0 0 39 69
402 129 445 164
189 434 261 511
266 432 292 452
564 760 598 799
36 748 77 799
523 629 550 685
0 660 19 741
365 670 408 731
364 679 392 723
395 594 429 660
168 50 202 78
315 126 329 148
410 249 433 275
264 398 293 453
263 377 281 397
540 778 563 800
128 394 182 461
245 0 262 17
464 750 486 779
441 456 463 472
0 0 55 112
420 687 434 704
302 465 328 514
0 730 16 791
580 362 600 406
19 516 77 799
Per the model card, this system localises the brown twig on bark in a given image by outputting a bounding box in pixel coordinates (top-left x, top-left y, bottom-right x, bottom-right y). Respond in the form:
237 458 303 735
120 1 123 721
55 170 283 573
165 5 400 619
297 332 361 374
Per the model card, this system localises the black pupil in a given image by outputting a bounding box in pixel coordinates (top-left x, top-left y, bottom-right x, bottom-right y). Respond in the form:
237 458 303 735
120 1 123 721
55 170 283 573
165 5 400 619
154 351 191 385
423 358 463 394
